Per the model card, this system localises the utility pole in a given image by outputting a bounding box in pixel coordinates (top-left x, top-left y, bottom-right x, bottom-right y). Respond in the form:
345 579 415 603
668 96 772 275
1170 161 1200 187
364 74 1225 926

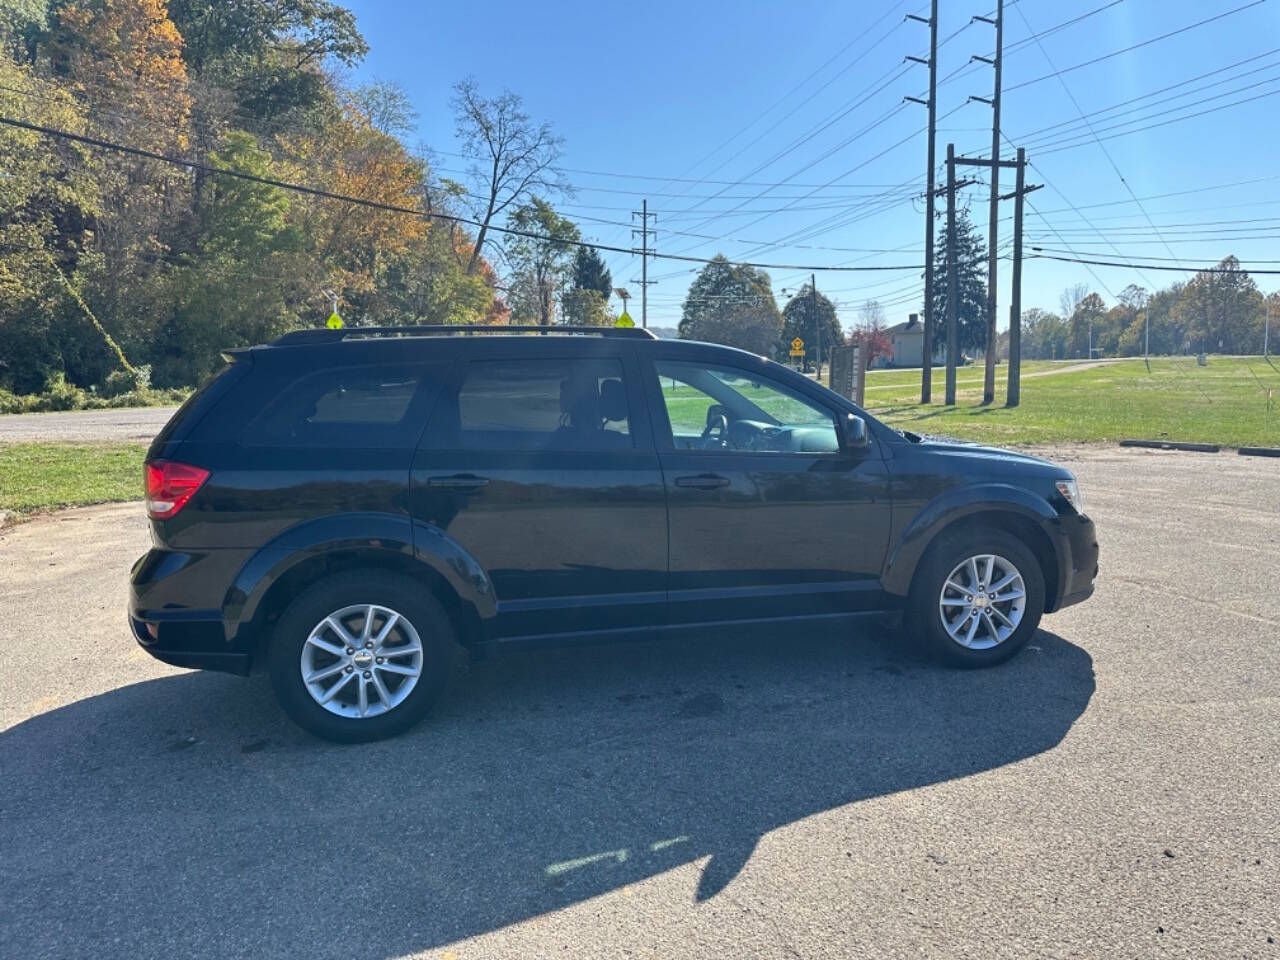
969 0 1004 404
811 272 823 380
945 143 958 406
1002 147 1040 407
631 200 657 328
905 0 938 403
1266 300 1272 357
950 149 1036 405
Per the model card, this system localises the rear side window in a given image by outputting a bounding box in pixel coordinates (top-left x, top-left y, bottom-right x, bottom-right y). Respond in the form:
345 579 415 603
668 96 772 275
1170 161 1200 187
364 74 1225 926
242 364 445 448
434 358 632 450
150 360 248 452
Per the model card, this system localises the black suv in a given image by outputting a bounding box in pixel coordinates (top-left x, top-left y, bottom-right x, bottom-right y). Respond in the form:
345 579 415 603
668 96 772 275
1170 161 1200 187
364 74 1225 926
130 325 1097 741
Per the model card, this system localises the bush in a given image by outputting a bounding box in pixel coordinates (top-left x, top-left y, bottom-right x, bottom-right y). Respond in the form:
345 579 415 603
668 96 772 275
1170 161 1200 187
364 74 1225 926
38 373 88 411
0 381 189 415
0 389 33 414
102 365 152 397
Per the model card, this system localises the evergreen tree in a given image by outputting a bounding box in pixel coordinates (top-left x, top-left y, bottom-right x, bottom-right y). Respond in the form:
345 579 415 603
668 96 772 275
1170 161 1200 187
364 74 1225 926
570 245 612 298
779 282 841 364
930 210 988 355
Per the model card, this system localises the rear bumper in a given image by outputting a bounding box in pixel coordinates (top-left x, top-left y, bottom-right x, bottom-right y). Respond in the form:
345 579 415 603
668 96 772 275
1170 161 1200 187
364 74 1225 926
128 613 251 675
129 548 255 676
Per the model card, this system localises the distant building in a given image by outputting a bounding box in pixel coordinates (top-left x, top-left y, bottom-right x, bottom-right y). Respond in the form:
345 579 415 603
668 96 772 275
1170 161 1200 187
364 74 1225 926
882 313 946 368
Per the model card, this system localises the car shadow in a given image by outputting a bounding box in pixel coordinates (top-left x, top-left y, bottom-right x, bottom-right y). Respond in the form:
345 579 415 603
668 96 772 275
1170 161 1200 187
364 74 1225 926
1 626 1094 958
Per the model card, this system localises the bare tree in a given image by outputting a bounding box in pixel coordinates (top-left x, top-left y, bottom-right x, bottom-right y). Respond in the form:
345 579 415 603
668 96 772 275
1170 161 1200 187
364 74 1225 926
859 299 887 328
1059 283 1090 323
451 78 567 275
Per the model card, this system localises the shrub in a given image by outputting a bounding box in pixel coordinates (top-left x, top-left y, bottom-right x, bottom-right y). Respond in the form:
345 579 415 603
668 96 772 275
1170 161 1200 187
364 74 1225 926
102 365 152 397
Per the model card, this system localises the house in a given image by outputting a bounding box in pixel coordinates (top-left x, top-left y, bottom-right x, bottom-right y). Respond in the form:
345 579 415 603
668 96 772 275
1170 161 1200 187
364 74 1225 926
883 313 946 368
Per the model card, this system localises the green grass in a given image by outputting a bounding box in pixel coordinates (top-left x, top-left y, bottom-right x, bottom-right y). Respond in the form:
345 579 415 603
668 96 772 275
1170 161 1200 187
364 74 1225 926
0 443 145 514
855 356 1280 448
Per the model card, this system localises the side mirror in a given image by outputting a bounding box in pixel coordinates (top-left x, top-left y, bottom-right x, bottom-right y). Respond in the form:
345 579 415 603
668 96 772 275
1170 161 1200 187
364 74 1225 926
841 412 869 452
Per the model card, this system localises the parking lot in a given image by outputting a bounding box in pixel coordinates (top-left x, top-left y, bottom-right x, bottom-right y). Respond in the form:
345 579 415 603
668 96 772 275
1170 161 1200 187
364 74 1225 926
0 446 1276 959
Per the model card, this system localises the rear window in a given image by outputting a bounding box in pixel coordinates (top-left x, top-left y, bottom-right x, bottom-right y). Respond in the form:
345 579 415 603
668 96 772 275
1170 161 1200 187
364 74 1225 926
242 364 445 448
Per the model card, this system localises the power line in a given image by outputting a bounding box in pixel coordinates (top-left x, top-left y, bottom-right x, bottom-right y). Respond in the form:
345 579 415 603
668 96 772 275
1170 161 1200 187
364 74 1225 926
1003 1 1270 94
1028 252 1280 275
0 113 927 274
1011 3 1186 274
1031 84 1280 157
1015 48 1280 144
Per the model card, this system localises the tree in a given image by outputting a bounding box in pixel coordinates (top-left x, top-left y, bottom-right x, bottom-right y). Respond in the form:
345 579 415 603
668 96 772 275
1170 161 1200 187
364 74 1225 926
0 57 102 392
451 78 566 276
570 245 612 298
682 300 781 357
561 289 612 327
930 210 988 354
779 282 840 364
849 320 892 367
503 198 579 326
1021 308 1068 360
278 85 430 319
1069 293 1107 358
1059 283 1089 325
168 0 367 79
679 255 781 354
1172 256 1265 354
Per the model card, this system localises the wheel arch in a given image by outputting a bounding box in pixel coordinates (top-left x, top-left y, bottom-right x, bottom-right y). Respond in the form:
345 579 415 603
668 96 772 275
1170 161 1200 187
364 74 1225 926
883 486 1064 613
223 514 494 664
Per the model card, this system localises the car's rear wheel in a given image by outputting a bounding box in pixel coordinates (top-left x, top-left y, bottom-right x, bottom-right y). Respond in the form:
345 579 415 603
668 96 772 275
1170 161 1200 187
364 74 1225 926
268 571 455 742
907 529 1045 667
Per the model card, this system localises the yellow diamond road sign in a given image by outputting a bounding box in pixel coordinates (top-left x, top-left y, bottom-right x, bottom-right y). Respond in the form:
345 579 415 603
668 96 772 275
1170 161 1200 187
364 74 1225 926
616 311 634 328
790 336 805 357
326 311 344 330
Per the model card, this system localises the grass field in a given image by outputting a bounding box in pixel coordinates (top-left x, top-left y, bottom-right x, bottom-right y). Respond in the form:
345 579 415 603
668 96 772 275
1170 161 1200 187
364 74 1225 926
0 443 144 516
853 356 1280 448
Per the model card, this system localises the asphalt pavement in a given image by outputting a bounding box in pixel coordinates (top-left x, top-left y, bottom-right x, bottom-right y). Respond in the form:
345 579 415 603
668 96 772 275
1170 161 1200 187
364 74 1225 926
0 405 179 444
0 447 1276 959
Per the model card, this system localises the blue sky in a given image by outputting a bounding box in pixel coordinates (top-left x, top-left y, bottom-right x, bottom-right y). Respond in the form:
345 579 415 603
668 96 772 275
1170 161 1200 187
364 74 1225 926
341 0 1280 333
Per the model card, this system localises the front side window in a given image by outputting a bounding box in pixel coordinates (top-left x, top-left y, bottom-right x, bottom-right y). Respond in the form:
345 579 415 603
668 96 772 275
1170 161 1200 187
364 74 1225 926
449 358 632 450
655 360 839 454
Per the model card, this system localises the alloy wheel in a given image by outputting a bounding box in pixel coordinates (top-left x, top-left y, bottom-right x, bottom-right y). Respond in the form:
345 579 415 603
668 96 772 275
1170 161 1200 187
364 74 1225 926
299 604 424 718
938 554 1027 651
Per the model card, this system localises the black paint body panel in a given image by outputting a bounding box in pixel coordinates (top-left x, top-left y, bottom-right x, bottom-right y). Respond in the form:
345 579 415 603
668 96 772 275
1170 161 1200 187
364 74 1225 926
129 333 1098 673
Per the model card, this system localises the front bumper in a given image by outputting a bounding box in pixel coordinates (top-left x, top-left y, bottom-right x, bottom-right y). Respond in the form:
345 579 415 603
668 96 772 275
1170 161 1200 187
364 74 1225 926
129 548 255 676
1049 512 1098 612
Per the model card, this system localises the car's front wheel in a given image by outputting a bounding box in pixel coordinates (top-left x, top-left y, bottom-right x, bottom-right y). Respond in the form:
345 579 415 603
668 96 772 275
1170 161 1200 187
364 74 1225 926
908 529 1045 667
268 571 456 742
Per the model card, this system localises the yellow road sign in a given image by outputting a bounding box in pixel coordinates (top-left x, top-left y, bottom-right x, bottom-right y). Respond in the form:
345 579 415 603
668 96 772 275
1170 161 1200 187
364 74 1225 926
326 311 344 329
616 311 634 328
791 336 804 351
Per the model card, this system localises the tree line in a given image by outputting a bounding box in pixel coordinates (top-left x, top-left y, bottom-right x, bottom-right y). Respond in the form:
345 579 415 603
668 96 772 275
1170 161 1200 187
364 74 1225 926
678 209 1279 366
0 0 618 400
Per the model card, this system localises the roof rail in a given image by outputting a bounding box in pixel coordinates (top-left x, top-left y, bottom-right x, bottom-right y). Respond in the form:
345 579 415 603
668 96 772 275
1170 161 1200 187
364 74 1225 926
271 324 659 346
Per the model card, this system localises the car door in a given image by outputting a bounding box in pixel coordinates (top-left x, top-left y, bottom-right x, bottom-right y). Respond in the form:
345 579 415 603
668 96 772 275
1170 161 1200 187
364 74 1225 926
642 350 892 627
409 340 668 643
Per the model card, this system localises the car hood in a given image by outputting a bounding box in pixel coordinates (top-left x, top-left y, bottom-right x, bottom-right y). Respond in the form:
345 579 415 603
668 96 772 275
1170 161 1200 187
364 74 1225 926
903 433 1066 476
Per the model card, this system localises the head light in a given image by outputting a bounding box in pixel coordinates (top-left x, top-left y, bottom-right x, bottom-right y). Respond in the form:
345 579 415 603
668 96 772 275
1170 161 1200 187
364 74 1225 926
1055 477 1084 514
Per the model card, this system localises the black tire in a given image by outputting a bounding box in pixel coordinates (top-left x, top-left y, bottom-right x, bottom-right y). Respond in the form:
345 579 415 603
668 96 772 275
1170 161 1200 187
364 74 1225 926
906 528 1046 667
268 571 456 742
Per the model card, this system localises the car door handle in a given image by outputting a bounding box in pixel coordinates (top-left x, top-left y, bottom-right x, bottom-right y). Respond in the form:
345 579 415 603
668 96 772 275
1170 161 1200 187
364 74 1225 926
674 473 731 490
426 473 490 490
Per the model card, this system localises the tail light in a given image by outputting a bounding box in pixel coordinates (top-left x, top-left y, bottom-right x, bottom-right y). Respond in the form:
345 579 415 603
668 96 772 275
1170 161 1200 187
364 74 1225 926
144 460 210 519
